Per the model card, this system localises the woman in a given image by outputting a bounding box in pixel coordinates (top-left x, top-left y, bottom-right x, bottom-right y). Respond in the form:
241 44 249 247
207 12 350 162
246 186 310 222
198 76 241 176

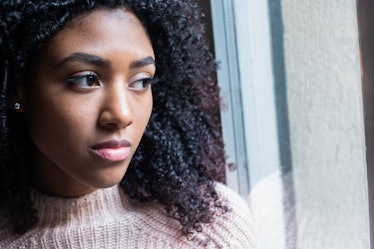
0 0 254 248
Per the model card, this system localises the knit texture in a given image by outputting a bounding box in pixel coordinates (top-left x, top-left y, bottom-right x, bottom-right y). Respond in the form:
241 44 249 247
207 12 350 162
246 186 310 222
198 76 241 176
0 183 254 249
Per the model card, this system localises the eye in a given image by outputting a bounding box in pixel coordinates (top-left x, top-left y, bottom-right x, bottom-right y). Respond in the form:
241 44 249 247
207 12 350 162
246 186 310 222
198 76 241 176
66 72 101 89
128 78 153 91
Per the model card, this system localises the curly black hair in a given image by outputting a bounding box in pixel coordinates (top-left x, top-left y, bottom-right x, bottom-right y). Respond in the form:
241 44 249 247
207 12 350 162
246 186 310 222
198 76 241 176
0 0 227 237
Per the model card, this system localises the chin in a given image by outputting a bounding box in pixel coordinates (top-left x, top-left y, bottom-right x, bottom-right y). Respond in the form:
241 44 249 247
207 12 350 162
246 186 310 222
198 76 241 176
81 164 128 190
98 174 126 188
90 176 124 189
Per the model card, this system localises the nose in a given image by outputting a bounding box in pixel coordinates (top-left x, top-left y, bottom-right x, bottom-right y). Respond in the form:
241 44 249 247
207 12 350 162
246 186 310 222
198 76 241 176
98 81 133 129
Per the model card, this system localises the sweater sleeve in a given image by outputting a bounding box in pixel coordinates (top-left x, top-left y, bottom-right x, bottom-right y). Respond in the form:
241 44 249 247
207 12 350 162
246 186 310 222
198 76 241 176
197 182 256 249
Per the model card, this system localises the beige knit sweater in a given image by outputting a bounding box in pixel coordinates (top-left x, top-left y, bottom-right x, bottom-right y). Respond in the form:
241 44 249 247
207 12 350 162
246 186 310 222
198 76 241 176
0 183 254 249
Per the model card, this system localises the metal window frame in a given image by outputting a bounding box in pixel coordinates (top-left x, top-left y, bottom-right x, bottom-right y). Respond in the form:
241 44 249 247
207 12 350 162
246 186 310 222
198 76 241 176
210 0 281 197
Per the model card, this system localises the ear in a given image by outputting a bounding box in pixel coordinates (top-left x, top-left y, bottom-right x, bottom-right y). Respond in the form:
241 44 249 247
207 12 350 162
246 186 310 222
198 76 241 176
10 85 25 112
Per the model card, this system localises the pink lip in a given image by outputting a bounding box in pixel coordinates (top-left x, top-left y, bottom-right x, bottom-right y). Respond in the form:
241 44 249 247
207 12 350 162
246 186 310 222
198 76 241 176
90 140 132 161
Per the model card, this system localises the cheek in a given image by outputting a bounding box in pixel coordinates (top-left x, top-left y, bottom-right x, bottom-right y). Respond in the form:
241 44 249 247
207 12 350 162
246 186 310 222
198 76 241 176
131 93 153 139
140 93 153 126
26 93 96 158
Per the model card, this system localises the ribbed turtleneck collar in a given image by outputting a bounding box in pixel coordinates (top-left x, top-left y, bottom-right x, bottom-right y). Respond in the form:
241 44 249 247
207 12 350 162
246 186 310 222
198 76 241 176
30 185 133 227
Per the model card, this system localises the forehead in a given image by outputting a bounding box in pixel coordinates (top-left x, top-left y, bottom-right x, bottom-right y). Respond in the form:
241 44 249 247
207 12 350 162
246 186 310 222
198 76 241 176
41 8 154 63
66 7 139 32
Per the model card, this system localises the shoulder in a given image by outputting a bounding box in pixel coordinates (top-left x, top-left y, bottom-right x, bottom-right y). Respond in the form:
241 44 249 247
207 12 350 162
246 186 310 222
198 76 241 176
125 182 255 248
215 182 252 213
194 182 256 249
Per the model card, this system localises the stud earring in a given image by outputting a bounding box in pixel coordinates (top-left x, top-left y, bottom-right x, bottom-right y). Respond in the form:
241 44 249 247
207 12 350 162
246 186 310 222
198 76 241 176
14 102 21 110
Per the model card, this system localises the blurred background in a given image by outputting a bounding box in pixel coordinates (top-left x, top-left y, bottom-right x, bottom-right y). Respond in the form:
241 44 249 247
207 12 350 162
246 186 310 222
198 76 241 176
197 0 370 248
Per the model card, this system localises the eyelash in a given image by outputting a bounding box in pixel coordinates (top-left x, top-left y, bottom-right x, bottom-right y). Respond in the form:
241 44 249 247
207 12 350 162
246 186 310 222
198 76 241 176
66 73 157 91
128 77 157 91
66 73 100 89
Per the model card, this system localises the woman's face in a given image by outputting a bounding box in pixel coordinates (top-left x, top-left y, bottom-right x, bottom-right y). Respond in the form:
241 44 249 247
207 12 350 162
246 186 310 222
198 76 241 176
23 8 155 197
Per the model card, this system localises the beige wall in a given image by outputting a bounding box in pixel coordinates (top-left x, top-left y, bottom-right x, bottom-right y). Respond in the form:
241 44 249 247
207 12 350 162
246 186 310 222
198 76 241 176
282 0 370 247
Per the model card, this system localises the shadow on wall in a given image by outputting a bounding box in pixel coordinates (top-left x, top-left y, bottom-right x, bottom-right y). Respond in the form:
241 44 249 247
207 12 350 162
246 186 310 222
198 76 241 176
269 0 297 248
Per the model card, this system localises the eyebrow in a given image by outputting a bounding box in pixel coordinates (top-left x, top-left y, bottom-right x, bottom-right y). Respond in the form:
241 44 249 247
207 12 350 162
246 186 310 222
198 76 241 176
53 52 111 69
53 53 155 70
129 56 155 69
